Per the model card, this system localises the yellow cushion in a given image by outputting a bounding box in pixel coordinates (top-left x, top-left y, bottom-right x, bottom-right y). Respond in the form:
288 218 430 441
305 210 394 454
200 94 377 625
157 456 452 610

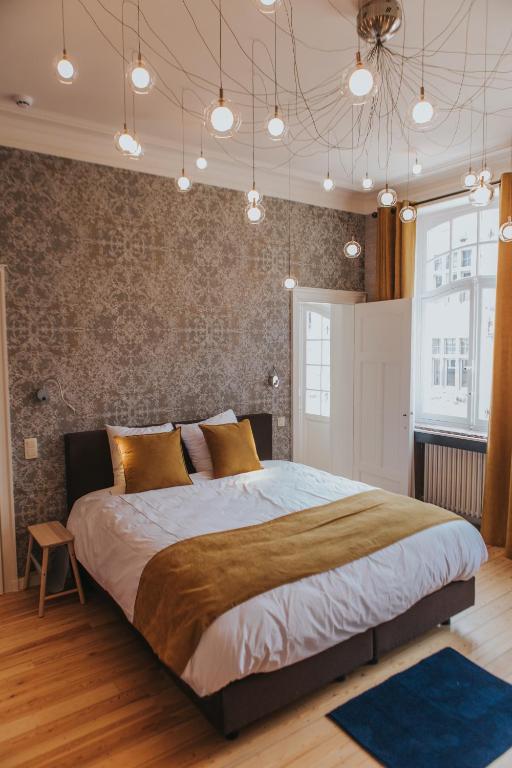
199 419 263 479
114 428 192 493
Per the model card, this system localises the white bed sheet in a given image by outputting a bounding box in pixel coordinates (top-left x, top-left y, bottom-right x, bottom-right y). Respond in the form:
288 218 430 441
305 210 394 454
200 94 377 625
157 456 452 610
67 460 487 697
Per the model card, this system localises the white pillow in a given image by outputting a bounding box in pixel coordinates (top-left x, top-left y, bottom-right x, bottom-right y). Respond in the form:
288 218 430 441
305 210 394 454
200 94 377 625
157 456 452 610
178 409 237 473
105 422 175 493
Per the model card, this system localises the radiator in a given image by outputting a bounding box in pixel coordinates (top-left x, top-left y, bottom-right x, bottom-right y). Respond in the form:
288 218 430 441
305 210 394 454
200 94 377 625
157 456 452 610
424 443 486 522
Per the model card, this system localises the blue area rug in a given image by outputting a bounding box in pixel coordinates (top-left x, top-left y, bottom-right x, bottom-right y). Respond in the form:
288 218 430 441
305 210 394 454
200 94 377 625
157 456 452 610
328 648 512 768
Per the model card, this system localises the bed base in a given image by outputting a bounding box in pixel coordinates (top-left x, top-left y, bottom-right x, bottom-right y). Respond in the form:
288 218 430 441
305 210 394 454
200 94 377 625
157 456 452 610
170 577 474 737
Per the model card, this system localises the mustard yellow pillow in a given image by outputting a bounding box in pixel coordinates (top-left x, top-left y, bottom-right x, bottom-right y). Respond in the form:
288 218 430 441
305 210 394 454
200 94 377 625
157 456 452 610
114 428 192 493
199 419 263 479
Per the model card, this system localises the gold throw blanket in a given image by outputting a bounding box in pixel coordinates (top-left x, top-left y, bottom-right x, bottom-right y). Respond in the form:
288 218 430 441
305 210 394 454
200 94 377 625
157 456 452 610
133 489 458 675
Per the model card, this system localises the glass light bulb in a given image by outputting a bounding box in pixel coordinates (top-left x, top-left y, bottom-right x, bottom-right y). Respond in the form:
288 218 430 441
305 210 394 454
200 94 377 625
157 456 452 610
499 216 512 243
205 92 241 138
343 239 361 259
399 204 417 223
469 180 494 208
247 187 262 204
196 155 208 170
55 52 78 84
462 169 477 188
176 172 192 192
362 174 374 190
283 276 297 290
323 175 335 192
253 0 281 11
114 126 138 156
349 67 374 98
341 53 379 105
410 88 436 127
246 201 265 224
478 166 492 183
129 140 144 160
377 186 397 207
267 107 286 141
127 54 155 95
412 161 422 175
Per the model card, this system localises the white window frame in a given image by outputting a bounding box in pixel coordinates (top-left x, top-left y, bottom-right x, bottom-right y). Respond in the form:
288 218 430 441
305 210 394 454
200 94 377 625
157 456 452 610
415 195 498 434
302 303 331 421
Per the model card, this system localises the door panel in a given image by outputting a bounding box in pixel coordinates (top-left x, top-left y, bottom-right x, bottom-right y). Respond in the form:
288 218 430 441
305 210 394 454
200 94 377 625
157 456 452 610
354 299 413 494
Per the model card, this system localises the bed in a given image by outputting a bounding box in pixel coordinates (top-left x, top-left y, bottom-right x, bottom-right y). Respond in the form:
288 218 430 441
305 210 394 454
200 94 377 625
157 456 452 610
64 413 486 737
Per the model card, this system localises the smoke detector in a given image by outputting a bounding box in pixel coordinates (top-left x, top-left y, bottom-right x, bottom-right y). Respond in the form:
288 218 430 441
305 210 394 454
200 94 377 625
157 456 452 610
13 94 34 110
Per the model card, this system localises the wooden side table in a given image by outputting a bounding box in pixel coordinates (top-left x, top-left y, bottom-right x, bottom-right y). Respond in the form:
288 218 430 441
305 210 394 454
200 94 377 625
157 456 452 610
24 521 86 617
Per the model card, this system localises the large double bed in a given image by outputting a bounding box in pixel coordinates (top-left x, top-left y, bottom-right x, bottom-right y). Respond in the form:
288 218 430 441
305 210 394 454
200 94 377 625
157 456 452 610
65 413 487 737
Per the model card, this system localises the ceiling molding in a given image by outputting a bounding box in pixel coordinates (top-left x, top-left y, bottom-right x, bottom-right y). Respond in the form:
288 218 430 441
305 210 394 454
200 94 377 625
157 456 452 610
0 104 375 215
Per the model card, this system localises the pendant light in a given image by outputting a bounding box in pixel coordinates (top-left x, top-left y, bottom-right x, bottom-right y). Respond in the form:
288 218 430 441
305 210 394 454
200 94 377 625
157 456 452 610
469 177 494 207
322 135 335 191
265 9 287 141
196 125 208 170
127 1 155 95
114 8 139 156
412 157 422 175
204 0 241 139
341 50 379 106
283 158 298 289
55 0 78 84
409 0 436 129
377 184 397 207
400 135 417 223
470 1 493 208
253 0 281 13
499 216 512 243
246 52 265 224
362 172 374 190
176 96 192 192
462 107 477 188
344 107 362 259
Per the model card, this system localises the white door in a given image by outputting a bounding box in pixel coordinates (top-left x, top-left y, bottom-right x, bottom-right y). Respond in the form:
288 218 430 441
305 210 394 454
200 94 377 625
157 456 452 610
353 298 414 494
293 288 364 476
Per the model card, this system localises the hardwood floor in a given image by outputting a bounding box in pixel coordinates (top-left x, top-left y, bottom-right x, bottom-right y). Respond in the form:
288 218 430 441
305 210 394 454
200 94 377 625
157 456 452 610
0 547 511 767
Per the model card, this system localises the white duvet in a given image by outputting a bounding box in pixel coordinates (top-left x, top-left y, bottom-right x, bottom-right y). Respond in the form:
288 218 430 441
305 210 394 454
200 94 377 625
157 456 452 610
67 460 487 697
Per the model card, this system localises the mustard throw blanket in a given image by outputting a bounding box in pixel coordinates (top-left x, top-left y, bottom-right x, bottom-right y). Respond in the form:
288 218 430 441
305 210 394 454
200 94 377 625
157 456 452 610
133 489 459 675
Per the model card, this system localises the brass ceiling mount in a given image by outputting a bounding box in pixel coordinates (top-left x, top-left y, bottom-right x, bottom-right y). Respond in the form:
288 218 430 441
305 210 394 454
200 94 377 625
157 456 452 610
356 0 403 44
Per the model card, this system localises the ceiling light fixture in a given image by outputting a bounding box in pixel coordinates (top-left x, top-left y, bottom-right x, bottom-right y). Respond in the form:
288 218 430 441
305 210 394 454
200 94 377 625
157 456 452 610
114 8 140 157
357 0 403 44
246 49 265 224
55 0 78 84
344 107 362 258
196 124 207 170
341 50 379 105
362 172 374 190
412 157 422 175
499 216 512 243
399 134 417 223
283 157 298 289
469 178 494 208
127 2 154 95
409 1 436 129
265 9 287 141
205 0 241 139
377 183 397 207
176 95 192 193
323 135 335 191
253 0 281 13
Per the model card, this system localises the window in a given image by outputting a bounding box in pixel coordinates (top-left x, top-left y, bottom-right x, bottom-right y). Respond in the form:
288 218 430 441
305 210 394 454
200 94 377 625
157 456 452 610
304 307 330 417
416 192 498 433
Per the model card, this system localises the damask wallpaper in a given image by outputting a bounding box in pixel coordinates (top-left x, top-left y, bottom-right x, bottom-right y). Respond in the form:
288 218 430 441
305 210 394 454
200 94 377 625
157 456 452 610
0 146 366 573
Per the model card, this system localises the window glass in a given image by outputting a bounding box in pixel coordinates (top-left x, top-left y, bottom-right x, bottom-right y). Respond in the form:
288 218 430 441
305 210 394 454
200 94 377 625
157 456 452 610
451 212 477 249
304 309 331 418
479 243 498 276
480 208 499 242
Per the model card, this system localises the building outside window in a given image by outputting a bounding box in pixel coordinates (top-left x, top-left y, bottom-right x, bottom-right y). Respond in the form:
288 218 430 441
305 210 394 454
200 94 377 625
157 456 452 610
415 192 498 433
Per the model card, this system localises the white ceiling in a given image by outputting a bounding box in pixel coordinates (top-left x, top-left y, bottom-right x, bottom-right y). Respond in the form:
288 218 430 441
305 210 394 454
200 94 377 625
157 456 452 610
1 0 511 212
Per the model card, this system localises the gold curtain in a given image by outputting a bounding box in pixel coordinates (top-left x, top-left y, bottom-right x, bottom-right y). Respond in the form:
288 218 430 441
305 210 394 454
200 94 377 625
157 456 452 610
377 203 417 300
481 172 512 557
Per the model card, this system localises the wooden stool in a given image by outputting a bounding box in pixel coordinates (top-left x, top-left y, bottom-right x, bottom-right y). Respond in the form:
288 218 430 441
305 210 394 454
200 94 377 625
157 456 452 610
24 521 86 617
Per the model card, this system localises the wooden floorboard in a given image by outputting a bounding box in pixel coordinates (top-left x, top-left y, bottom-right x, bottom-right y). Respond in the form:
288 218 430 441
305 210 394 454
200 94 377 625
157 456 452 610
0 546 511 767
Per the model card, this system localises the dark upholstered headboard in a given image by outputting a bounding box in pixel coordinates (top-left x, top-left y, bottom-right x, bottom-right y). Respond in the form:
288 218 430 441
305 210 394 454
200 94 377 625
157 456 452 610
64 412 273 511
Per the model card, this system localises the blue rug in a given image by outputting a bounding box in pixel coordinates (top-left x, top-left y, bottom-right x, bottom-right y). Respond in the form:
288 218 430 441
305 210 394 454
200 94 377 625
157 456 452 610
328 648 512 768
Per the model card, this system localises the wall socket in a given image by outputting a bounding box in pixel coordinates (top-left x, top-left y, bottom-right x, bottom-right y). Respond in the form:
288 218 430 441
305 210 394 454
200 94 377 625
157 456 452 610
24 438 38 460
277 416 286 427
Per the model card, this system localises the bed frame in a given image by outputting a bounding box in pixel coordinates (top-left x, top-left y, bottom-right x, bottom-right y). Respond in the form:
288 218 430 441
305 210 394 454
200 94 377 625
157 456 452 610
64 412 475 738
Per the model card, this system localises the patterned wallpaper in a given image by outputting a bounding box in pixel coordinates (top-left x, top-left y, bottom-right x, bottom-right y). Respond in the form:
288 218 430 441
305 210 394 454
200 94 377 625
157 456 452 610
0 146 366 573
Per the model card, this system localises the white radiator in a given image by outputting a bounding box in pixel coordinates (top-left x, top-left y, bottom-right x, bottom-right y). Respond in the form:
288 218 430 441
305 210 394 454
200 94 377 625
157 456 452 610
424 444 486 522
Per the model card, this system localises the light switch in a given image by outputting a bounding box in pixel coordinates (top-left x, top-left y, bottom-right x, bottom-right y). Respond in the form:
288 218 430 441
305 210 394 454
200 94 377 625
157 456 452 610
277 416 286 427
24 438 38 460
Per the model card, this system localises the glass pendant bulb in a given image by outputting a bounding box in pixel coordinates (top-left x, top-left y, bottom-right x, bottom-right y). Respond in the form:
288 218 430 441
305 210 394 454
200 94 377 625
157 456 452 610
499 216 512 243
478 166 492 183
409 86 436 129
176 169 192 192
412 158 422 175
127 52 155 95
343 238 362 259
196 153 208 170
377 184 397 207
247 186 263 204
469 178 494 208
55 50 78 84
246 200 265 224
341 51 379 105
283 275 298 290
205 88 241 139
362 173 374 191
265 106 287 141
462 168 477 189
399 202 417 223
128 139 144 160
114 124 138 156
323 173 335 192
253 0 281 13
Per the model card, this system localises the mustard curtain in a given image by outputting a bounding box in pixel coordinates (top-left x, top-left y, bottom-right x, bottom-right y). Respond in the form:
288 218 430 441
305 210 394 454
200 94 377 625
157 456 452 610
377 203 416 300
481 172 512 557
